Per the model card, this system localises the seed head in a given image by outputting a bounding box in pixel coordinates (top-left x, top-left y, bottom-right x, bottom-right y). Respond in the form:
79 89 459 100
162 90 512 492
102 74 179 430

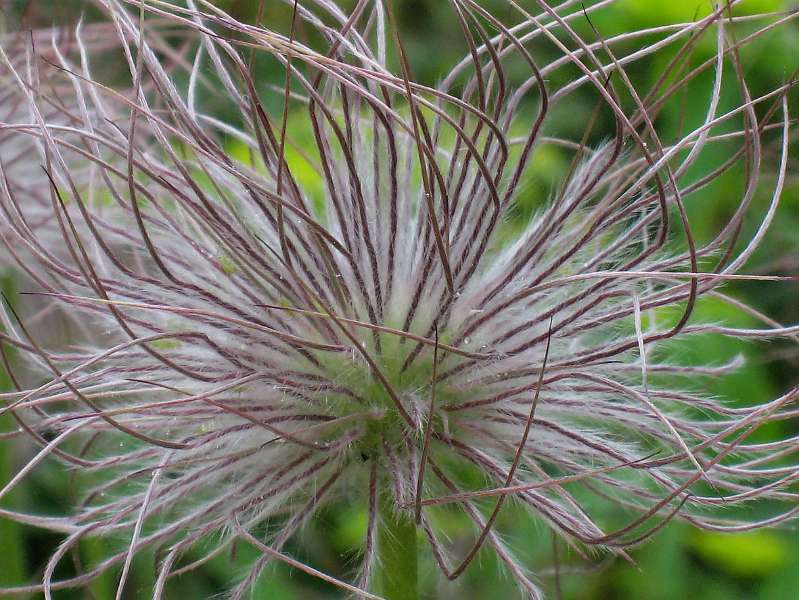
0 1 797 598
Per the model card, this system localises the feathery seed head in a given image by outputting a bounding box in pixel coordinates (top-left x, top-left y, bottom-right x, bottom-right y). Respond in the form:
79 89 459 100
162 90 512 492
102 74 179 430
0 1 797 598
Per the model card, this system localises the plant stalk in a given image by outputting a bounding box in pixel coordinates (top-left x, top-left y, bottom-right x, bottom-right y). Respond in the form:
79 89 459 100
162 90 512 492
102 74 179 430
376 494 418 600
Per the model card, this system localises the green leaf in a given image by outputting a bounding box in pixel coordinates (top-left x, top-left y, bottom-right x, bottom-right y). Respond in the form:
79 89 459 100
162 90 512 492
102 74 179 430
689 530 790 577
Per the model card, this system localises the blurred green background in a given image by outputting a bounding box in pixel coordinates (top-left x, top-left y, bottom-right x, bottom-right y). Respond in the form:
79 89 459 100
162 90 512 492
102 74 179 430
1 0 798 598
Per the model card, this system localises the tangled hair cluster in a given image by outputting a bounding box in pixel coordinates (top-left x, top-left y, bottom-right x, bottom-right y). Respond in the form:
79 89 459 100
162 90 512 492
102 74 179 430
0 1 797 598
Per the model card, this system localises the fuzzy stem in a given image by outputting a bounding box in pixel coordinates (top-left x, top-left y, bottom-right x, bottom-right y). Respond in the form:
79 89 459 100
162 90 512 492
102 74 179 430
376 493 418 600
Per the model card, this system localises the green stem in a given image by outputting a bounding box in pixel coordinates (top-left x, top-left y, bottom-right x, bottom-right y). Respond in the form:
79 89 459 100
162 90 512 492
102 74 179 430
376 494 418 600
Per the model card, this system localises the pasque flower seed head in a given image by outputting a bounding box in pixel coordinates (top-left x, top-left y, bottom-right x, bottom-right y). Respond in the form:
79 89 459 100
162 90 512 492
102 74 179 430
0 1 797 598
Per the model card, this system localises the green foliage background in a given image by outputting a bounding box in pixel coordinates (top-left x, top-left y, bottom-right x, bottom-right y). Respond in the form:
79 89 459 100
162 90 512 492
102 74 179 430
1 1 798 598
